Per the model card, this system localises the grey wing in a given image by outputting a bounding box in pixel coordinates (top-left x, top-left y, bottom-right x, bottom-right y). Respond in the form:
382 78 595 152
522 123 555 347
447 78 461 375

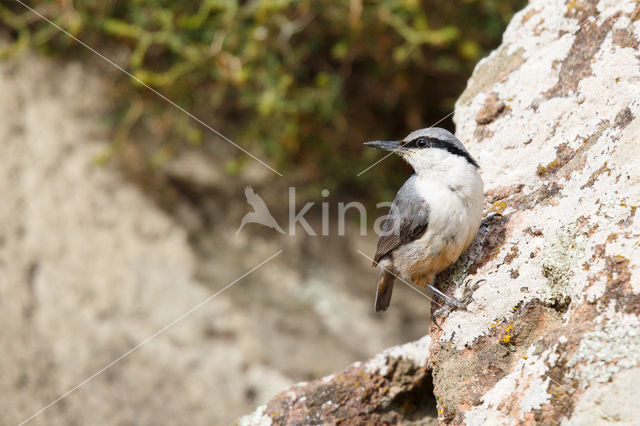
373 175 430 264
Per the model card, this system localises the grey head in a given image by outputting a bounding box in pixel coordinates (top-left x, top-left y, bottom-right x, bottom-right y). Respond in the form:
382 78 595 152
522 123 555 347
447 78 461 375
364 127 479 169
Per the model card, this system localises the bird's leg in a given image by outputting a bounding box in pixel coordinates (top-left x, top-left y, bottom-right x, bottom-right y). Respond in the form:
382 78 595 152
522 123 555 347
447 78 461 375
428 276 459 330
426 283 465 308
430 277 486 330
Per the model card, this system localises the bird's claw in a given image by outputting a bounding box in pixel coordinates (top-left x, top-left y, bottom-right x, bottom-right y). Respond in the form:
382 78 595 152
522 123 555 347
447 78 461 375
431 306 449 331
431 294 471 331
462 278 485 299
430 278 486 330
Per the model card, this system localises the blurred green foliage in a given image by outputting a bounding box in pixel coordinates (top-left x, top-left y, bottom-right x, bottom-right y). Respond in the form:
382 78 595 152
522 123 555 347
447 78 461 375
1 0 524 198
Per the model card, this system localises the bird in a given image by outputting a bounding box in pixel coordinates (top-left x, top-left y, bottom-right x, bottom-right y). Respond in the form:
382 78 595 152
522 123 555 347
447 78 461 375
364 127 485 313
236 186 285 234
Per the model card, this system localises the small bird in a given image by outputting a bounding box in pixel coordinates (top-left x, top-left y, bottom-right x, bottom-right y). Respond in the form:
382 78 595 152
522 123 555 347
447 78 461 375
236 186 285 234
365 127 485 313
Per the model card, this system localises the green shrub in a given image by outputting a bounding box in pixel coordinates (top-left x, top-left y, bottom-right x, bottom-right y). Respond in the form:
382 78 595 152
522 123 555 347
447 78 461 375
1 0 524 196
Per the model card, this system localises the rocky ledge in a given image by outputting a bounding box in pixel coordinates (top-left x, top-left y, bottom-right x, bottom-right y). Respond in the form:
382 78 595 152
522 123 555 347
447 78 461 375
239 0 640 424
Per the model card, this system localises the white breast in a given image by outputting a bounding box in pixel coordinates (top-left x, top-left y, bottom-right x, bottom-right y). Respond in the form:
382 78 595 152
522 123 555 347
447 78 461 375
392 156 484 284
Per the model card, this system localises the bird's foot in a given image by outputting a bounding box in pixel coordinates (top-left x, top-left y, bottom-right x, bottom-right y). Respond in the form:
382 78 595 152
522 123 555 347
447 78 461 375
430 278 486 330
461 277 485 301
481 212 503 227
431 305 452 331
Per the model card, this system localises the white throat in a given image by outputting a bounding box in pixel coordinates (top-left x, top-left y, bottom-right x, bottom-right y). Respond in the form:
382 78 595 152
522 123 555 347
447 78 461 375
403 149 482 191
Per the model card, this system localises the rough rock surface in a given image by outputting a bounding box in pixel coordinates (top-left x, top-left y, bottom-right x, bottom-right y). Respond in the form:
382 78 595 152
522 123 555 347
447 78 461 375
240 337 437 426
239 0 640 424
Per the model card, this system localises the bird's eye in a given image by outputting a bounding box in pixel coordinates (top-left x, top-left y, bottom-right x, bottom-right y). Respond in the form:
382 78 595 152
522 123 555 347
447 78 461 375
416 138 428 148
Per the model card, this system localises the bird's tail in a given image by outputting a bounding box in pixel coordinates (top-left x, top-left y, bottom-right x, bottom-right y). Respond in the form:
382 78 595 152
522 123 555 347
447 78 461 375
375 269 395 312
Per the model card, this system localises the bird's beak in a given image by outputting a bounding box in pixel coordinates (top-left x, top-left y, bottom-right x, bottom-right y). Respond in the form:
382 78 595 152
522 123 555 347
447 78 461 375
364 140 407 152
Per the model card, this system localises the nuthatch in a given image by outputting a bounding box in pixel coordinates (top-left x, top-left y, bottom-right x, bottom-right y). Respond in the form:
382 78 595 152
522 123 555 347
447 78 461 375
365 128 485 316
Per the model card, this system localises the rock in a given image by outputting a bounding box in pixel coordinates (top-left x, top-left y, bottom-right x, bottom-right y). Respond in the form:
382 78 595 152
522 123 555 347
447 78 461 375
237 336 437 425
475 92 506 125
240 0 640 424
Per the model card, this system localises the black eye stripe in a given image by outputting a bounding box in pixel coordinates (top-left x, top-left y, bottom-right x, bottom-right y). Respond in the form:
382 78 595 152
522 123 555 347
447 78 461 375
403 137 437 148
405 137 479 168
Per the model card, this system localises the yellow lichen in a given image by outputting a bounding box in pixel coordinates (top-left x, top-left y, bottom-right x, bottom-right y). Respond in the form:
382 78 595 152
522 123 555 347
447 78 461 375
566 0 580 14
500 323 514 343
537 158 560 177
614 254 630 265
492 200 508 213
